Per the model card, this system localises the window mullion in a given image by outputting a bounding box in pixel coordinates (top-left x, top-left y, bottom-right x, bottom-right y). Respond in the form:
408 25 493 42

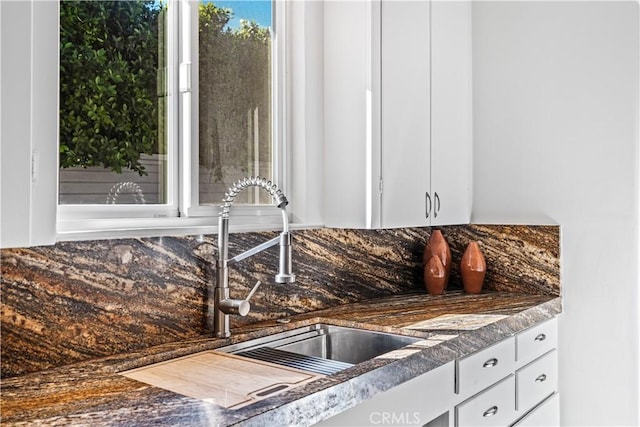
273 0 286 202
178 0 198 218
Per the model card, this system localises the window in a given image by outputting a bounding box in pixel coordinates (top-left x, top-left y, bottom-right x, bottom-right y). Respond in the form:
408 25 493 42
58 1 171 209
57 0 283 233
197 1 274 206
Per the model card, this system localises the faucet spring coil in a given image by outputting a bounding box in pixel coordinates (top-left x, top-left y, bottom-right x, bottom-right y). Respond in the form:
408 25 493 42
220 176 288 217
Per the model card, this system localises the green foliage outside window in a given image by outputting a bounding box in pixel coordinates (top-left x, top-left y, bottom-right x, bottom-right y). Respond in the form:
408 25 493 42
59 0 161 175
198 2 271 186
60 1 271 179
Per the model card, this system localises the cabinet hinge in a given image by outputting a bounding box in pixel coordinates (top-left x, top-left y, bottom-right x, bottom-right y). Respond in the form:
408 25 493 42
31 150 39 183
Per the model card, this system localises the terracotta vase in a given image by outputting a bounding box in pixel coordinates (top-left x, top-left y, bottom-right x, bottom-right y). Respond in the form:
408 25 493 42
423 229 452 290
424 255 446 295
460 241 486 294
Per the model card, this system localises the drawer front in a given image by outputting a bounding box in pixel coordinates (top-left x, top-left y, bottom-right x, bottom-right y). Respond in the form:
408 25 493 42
516 350 558 413
456 337 516 397
456 375 516 427
512 393 560 427
516 318 557 365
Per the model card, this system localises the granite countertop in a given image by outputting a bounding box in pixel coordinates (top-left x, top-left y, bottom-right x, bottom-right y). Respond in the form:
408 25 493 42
0 290 561 426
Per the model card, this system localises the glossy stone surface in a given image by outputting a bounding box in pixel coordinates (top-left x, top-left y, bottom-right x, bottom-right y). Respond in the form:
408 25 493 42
0 291 561 426
0 225 559 378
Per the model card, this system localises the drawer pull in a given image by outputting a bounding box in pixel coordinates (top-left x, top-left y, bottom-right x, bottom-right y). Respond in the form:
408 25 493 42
534 333 547 342
483 358 498 368
483 406 499 417
535 373 547 383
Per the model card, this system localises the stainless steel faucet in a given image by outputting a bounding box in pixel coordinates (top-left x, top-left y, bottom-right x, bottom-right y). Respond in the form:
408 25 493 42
210 176 295 338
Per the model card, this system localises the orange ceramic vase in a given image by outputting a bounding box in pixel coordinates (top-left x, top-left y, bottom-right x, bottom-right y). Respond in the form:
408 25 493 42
424 255 446 295
423 230 452 290
460 241 486 294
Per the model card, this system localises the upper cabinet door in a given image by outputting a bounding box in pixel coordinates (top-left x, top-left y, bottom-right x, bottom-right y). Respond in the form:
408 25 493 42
323 0 471 229
380 0 431 228
430 0 473 226
323 0 381 229
1 1 57 248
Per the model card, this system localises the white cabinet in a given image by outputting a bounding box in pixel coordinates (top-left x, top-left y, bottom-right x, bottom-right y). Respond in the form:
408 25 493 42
456 375 517 427
314 319 559 427
512 393 560 427
454 318 560 427
316 361 455 426
323 0 472 229
515 350 557 413
0 0 57 248
430 0 473 226
456 337 516 399
379 0 431 228
516 317 558 366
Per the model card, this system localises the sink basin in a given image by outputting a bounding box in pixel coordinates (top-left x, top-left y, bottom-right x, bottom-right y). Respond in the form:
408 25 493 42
119 325 420 409
275 324 419 364
219 324 420 375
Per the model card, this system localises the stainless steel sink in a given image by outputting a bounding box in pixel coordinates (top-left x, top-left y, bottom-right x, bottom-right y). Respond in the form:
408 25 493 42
219 324 420 375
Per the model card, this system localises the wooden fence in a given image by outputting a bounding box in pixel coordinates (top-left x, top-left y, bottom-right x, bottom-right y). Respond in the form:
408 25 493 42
59 154 165 204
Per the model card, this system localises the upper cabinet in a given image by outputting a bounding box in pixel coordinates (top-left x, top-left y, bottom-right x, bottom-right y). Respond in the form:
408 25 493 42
430 0 473 226
323 0 472 228
380 0 431 228
0 1 58 248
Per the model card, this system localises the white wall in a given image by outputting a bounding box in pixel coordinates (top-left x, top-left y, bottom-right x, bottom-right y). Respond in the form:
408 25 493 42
472 2 639 425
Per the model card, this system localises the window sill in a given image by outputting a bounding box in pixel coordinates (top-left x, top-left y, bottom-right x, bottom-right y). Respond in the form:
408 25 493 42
56 217 323 242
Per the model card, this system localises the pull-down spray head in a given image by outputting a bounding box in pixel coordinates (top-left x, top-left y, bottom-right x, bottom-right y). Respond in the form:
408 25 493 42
276 208 295 283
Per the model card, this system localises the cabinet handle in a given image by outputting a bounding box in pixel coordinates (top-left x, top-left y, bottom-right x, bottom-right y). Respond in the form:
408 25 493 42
483 358 498 368
425 192 432 218
535 374 547 383
483 406 498 417
534 333 547 342
434 192 440 218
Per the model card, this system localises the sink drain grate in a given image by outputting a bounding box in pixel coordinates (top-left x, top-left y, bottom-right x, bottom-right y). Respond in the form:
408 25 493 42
236 347 353 376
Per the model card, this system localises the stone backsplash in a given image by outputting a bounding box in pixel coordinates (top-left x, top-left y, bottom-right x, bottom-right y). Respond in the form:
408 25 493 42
0 225 559 378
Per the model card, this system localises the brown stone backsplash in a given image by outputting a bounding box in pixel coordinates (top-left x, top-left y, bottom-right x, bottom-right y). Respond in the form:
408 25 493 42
0 225 559 378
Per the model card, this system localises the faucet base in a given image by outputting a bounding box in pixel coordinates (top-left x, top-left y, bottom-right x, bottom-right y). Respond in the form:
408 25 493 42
213 286 231 337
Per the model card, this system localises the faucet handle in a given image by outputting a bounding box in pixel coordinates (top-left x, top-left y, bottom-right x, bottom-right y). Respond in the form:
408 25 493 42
219 281 262 317
246 280 262 303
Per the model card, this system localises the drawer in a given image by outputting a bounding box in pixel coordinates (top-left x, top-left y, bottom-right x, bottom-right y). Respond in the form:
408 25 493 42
516 318 557 365
456 375 516 427
512 393 560 427
456 336 516 397
516 350 558 413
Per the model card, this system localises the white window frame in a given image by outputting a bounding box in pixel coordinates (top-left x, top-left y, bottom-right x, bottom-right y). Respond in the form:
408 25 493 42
56 0 291 240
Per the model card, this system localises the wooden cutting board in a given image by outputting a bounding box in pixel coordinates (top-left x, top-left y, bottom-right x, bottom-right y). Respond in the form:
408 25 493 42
121 350 323 409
